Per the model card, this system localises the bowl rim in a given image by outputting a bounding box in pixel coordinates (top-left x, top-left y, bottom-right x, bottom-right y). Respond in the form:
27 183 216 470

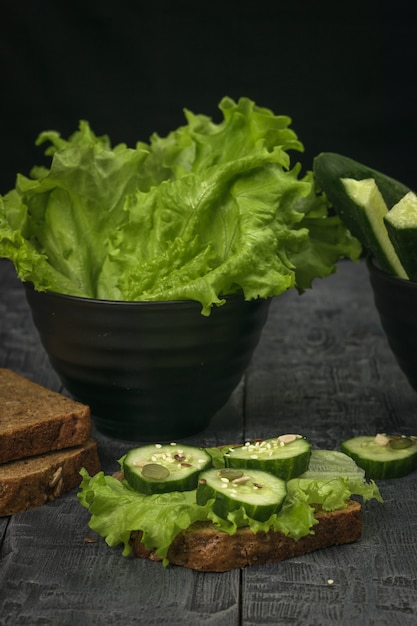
366 256 416 288
23 281 268 309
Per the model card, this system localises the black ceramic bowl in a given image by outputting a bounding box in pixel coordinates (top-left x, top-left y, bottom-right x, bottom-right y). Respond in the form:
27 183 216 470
367 256 417 392
24 285 270 441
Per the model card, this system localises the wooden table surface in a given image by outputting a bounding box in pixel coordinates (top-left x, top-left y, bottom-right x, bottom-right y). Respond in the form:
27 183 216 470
1 257 417 626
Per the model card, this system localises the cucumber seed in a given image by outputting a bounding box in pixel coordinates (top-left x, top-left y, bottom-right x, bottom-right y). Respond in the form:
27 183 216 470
389 436 413 450
218 468 244 481
141 463 170 480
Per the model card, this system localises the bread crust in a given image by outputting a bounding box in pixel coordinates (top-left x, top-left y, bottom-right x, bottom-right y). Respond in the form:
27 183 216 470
0 368 91 463
130 500 362 571
0 438 101 516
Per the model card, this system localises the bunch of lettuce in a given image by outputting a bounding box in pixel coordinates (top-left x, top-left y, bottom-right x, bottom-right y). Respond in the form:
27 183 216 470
78 450 381 566
0 97 361 314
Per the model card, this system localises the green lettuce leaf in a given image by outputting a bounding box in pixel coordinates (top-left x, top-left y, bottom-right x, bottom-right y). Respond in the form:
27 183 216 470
78 470 213 564
204 494 318 541
287 173 363 291
288 450 383 510
204 446 228 468
0 97 361 313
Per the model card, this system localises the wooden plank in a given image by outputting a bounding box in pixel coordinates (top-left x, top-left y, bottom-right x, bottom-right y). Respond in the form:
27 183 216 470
0 258 244 624
0 498 241 625
241 478 417 625
0 517 9 546
241 259 417 625
244 259 417 440
2 257 417 624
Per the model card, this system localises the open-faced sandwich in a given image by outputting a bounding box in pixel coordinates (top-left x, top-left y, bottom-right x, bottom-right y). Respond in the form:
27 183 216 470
78 435 383 571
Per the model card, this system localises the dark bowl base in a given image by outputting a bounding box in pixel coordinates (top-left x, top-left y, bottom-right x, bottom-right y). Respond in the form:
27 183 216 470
56 349 253 440
66 381 231 442
91 411 213 442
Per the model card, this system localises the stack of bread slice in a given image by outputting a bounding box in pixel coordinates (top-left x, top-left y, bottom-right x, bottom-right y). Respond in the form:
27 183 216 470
0 368 101 516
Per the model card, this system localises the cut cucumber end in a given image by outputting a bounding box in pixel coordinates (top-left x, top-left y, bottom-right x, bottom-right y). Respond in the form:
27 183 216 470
386 191 417 229
384 191 417 281
341 178 408 279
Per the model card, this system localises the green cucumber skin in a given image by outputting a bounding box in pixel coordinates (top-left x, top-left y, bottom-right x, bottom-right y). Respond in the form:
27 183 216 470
224 439 311 481
341 436 417 479
196 468 287 522
313 152 412 274
384 221 417 282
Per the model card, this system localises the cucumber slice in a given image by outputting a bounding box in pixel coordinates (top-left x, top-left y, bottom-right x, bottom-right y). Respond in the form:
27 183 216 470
313 152 411 277
123 443 212 494
341 434 417 479
384 191 417 281
196 467 287 522
223 435 311 480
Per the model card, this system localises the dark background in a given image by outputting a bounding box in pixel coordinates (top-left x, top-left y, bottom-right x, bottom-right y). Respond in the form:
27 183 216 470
0 0 416 196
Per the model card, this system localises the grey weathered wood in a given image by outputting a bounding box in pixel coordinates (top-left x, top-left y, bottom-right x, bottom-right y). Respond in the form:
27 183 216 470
1 257 417 625
242 263 417 625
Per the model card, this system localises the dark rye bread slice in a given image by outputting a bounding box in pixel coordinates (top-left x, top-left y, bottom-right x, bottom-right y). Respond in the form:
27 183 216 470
0 368 91 464
130 500 362 572
0 437 101 516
